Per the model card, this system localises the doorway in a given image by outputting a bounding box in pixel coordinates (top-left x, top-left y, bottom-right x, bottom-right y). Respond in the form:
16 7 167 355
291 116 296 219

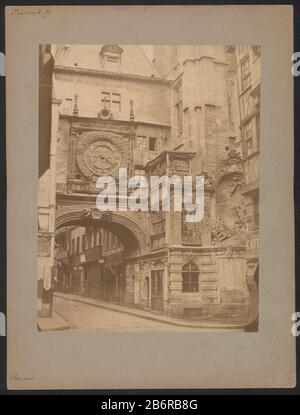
151 270 164 311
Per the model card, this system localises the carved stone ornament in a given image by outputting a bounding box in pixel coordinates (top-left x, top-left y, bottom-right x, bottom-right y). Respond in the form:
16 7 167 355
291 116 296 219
150 258 167 267
182 253 199 265
215 149 243 186
211 216 232 244
81 208 113 221
198 170 215 191
211 206 247 246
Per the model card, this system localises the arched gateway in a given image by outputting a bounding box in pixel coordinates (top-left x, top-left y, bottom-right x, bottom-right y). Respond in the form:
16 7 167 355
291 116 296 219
55 206 147 257
54 203 147 306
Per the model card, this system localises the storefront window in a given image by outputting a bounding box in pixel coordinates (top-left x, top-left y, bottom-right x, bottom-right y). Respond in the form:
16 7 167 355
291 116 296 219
182 262 199 292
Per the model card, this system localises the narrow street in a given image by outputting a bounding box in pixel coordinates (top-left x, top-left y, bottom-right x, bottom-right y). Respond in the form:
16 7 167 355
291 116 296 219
53 296 215 331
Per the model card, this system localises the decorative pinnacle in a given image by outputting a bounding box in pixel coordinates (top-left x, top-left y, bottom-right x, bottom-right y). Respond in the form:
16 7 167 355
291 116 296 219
130 100 134 121
73 94 78 116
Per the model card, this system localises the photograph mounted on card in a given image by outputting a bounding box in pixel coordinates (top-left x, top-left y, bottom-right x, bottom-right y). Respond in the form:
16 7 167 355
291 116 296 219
6 5 295 390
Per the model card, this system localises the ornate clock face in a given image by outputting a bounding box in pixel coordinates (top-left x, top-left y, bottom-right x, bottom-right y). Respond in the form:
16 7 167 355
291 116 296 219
83 140 121 175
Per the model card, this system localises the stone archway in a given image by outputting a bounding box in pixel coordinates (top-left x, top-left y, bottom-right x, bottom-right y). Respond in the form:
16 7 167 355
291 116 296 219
55 205 147 257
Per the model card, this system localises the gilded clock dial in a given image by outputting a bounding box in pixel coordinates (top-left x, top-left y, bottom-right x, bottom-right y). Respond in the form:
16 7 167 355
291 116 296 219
83 140 121 175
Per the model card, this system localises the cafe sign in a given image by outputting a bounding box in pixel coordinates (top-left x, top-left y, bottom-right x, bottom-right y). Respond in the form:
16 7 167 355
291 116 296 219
246 232 259 253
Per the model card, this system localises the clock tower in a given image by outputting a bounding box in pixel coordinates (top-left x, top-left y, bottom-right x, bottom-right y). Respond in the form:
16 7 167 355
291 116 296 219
66 120 133 194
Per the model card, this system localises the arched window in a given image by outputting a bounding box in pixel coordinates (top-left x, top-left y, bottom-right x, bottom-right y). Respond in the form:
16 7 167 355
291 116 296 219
182 262 199 293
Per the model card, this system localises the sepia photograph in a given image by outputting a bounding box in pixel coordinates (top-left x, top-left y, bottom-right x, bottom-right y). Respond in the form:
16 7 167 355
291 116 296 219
38 44 260 332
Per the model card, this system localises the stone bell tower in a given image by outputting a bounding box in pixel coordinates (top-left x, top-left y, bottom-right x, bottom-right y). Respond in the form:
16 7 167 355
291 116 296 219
152 45 253 320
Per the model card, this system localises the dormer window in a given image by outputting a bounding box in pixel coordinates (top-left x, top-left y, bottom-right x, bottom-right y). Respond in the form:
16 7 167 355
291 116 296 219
104 55 119 72
99 44 123 72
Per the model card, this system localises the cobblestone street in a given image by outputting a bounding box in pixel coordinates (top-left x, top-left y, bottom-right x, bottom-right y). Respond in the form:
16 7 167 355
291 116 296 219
53 296 215 331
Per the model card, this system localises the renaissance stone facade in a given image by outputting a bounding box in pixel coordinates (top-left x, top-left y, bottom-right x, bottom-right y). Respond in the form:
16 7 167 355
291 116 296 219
38 44 260 325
